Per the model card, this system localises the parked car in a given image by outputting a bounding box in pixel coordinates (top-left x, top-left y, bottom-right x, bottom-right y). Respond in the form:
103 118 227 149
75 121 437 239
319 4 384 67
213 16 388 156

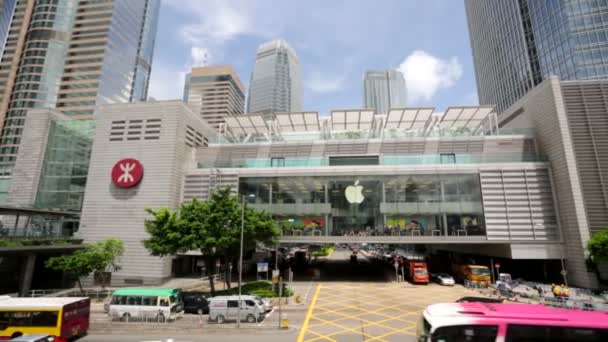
208 296 265 323
181 291 210 314
433 273 455 286
8 335 66 342
455 296 504 303
254 295 273 312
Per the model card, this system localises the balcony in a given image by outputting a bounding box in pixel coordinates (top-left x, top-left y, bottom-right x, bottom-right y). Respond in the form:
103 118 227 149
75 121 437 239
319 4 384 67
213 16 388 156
199 153 546 169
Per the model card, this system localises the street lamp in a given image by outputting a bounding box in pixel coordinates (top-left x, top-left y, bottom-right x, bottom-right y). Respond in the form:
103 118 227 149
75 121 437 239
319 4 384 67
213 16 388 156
238 194 255 328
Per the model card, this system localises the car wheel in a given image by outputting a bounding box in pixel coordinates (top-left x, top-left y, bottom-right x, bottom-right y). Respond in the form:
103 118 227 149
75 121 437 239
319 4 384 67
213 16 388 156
217 314 225 324
247 314 256 323
121 313 131 322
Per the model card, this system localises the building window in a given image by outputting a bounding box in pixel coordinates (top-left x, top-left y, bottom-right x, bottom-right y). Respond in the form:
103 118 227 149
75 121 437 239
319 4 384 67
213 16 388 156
440 153 456 164
271 157 285 167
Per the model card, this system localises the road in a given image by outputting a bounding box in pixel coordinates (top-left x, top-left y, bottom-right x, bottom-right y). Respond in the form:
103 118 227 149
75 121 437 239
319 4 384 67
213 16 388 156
82 332 297 342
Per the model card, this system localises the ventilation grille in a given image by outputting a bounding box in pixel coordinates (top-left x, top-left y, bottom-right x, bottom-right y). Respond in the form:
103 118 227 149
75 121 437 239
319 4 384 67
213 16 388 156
324 143 368 155
380 141 426 154
182 172 238 202
438 140 484 153
480 169 558 241
109 118 161 142
269 143 313 157
185 125 208 148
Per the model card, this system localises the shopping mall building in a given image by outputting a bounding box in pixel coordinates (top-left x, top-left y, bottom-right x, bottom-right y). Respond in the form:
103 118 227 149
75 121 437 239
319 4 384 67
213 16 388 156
4 78 607 290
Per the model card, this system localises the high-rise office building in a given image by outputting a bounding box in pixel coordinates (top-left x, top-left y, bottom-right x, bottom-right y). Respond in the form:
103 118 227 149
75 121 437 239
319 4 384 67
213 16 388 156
0 0 16 58
465 0 608 113
247 39 302 114
183 65 245 131
0 0 160 173
363 70 407 113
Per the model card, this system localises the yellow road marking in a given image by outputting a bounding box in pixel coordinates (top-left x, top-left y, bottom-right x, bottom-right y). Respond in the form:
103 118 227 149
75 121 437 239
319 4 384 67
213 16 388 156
297 284 322 342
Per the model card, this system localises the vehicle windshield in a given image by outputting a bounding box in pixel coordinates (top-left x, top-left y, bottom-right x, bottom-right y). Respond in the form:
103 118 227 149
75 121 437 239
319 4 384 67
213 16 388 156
439 274 451 278
415 269 428 275
471 268 490 275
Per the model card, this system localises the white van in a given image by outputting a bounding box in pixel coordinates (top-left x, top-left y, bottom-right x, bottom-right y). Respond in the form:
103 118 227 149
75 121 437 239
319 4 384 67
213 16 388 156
208 296 265 323
108 288 184 321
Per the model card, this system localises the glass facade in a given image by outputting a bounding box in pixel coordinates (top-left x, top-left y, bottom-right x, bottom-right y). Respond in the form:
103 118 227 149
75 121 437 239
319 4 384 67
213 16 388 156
0 0 16 59
466 0 608 113
239 174 486 237
34 119 95 212
247 39 302 114
363 70 407 114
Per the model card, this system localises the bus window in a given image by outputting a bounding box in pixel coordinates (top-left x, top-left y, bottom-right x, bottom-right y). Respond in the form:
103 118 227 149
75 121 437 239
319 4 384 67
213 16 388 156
432 325 498 342
31 311 58 326
159 298 169 307
111 295 126 305
506 324 608 342
127 296 142 306
142 296 158 306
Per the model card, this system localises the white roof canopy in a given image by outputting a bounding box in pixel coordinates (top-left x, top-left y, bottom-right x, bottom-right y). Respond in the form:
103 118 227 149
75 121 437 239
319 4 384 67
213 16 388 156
331 109 375 130
224 114 269 135
384 108 435 129
275 112 320 132
439 106 495 129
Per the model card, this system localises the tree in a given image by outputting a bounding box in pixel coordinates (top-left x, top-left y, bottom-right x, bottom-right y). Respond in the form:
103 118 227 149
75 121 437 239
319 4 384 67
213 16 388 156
45 239 124 293
144 187 280 294
588 228 608 263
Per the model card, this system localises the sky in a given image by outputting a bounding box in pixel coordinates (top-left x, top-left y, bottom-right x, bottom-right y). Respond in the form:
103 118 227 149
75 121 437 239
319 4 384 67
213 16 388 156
148 0 479 116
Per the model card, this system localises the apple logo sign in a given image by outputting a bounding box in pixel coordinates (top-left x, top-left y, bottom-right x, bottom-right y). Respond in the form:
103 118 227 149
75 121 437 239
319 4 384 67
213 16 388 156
345 180 364 204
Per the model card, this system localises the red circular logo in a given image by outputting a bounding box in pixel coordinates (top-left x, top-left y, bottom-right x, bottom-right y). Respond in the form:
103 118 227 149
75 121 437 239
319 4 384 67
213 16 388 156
111 158 144 188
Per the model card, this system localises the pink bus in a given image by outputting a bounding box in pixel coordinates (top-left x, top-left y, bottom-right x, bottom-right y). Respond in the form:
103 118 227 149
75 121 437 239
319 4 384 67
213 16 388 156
417 302 608 341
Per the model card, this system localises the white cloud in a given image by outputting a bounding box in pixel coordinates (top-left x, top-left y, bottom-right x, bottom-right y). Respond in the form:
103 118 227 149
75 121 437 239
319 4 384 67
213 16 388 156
190 47 211 67
147 63 186 100
305 71 345 93
163 0 281 48
398 50 463 104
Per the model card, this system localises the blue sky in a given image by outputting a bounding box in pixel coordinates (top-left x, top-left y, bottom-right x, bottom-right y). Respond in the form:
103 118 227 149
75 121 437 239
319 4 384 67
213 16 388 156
148 0 479 115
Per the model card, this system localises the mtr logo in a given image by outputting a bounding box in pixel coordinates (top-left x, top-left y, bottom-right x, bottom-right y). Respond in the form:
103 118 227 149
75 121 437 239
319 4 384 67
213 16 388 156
111 158 144 188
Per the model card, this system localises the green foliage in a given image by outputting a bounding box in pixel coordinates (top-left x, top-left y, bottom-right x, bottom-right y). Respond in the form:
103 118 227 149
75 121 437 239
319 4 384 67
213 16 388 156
213 280 293 297
0 238 82 248
587 228 608 262
45 239 124 289
144 187 280 261
312 246 334 257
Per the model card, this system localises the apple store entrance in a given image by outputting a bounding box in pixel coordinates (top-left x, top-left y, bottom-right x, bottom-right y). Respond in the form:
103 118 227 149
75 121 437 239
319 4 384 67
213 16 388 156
239 174 487 238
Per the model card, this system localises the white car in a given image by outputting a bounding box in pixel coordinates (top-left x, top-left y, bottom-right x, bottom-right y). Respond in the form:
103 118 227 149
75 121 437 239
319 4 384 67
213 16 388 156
435 273 455 286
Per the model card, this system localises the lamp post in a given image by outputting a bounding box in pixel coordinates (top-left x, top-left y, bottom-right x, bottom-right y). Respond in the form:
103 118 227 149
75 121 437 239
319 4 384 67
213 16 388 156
238 194 255 328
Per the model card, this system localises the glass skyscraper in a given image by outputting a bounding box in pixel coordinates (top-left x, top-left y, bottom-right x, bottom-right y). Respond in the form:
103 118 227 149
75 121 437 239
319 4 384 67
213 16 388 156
466 0 608 113
247 39 303 114
0 0 16 59
363 70 407 114
0 0 160 172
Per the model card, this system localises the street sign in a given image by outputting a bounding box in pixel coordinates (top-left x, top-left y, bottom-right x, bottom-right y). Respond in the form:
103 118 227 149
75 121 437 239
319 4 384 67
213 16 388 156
560 269 567 276
495 263 501 269
272 270 280 284
257 262 269 272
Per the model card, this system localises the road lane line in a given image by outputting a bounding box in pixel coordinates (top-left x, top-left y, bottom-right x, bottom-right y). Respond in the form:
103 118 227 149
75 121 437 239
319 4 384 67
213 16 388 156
297 284 322 342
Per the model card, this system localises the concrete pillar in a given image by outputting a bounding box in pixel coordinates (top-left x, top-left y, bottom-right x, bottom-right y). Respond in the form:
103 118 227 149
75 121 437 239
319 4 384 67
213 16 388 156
19 253 36 297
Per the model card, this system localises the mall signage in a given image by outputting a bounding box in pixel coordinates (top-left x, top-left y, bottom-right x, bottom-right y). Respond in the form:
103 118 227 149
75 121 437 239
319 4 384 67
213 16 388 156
111 158 144 188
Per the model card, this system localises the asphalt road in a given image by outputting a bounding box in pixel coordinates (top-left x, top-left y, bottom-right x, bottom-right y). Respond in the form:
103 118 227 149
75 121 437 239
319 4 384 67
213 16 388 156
81 332 297 342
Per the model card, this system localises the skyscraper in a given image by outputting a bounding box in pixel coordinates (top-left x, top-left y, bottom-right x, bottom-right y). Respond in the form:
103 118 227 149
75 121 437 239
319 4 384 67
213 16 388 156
465 0 608 113
363 70 407 113
183 65 245 131
0 0 16 59
247 39 302 114
0 0 160 172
